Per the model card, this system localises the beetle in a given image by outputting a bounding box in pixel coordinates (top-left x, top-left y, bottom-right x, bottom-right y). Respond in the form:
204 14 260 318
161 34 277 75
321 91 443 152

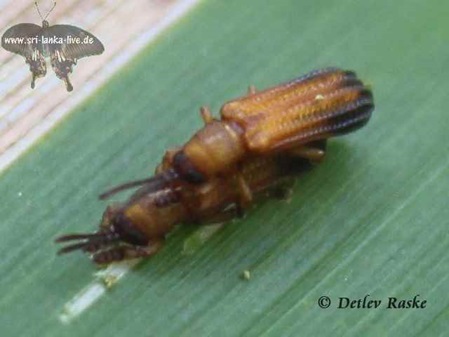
99 67 373 204
56 142 326 264
55 67 374 264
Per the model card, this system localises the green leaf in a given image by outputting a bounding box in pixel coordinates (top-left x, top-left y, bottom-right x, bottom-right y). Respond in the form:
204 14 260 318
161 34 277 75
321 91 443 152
1 0 448 336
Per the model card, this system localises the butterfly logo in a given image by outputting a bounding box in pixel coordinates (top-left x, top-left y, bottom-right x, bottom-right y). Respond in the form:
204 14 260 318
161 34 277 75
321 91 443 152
1 2 104 91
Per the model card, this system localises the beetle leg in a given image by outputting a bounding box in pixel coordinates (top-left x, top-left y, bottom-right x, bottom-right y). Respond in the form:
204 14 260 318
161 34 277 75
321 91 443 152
288 146 325 164
123 240 164 259
247 85 257 95
236 173 253 212
268 178 295 201
288 140 327 164
199 207 241 225
92 240 164 264
153 188 180 207
200 106 213 124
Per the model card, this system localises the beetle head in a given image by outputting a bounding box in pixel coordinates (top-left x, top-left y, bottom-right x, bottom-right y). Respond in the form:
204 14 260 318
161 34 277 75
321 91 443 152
172 150 206 184
55 205 149 262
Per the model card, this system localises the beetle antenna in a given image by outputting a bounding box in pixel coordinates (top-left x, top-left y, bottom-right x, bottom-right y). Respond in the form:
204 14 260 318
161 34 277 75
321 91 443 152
57 241 94 255
55 232 109 242
55 230 119 255
99 169 178 200
99 178 157 200
35 1 56 21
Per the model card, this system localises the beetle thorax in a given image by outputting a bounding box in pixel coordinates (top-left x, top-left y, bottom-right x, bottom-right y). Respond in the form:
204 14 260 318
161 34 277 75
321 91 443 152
183 120 245 176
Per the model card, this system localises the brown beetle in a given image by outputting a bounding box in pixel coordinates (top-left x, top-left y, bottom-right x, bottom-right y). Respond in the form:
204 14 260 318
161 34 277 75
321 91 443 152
56 142 326 264
99 67 373 202
56 68 374 264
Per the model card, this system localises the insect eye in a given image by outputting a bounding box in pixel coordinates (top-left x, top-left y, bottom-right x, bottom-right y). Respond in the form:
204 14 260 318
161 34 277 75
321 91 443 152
112 214 148 246
173 151 205 184
184 170 205 184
